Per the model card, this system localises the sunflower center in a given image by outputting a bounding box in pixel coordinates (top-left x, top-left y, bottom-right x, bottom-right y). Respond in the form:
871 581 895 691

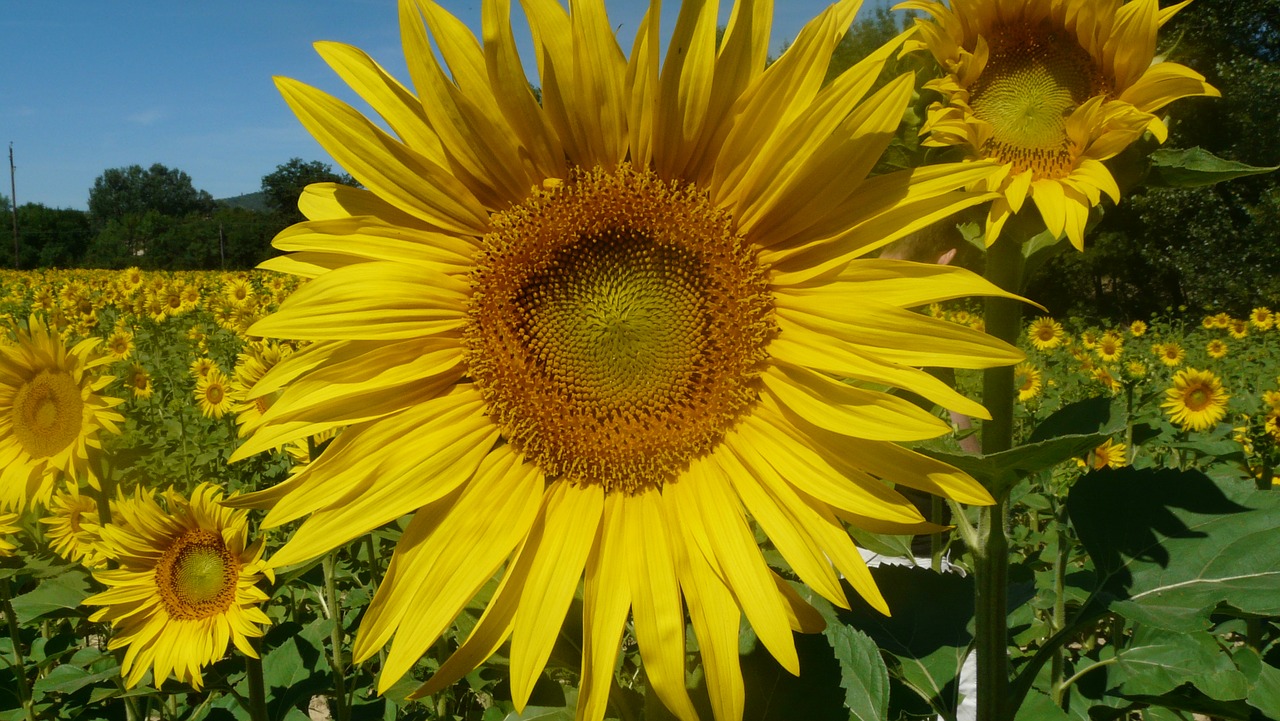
156 530 239 620
1186 388 1211 411
466 164 773 494
206 385 224 404
969 20 1106 179
11 370 83 459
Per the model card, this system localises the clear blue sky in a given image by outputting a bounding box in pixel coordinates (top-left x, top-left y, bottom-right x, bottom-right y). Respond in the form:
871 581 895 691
2 0 893 211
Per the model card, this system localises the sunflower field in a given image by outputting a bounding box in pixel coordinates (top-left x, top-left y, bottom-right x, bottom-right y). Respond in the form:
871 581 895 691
3 1 1280 721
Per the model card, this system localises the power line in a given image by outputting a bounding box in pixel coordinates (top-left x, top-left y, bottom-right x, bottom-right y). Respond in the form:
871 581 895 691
8 143 18 269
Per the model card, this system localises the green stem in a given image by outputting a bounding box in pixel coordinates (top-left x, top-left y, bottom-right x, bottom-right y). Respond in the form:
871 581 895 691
975 231 1024 721
1057 657 1116 695
930 495 945 571
1049 499 1071 706
323 552 350 721
245 642 269 721
2 578 37 721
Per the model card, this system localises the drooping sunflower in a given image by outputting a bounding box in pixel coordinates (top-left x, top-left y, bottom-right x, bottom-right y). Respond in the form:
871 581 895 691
1014 361 1043 401
230 1 1024 719
195 368 234 419
1079 438 1127 470
84 483 271 690
1026 316 1065 350
0 317 124 510
901 0 1219 249
1162 367 1229 432
0 512 20 557
41 489 109 568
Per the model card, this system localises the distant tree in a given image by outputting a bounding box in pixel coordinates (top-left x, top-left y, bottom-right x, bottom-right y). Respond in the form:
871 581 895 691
10 204 92 269
261 158 357 225
87 164 215 228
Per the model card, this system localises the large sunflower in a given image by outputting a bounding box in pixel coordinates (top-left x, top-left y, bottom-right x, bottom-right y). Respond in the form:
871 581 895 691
231 1 1023 718
1162 367 1229 432
84 483 271 690
0 316 124 510
901 0 1219 249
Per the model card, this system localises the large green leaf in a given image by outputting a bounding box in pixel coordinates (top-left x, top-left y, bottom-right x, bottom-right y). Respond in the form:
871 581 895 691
1108 627 1246 700
1068 468 1280 631
927 431 1115 499
827 625 890 721
11 568 91 624
1147 147 1278 188
835 565 973 716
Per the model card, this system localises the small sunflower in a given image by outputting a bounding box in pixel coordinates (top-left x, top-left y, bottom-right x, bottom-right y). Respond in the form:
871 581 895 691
1156 342 1185 368
41 489 108 568
901 0 1218 248
1123 360 1147 382
1129 319 1147 337
1014 361 1043 402
1162 368 1229 432
124 363 153 399
228 1 1025 718
105 329 134 361
1096 335 1123 363
195 368 234 419
1227 318 1249 339
189 357 217 382
1026 316 1065 351
1079 438 1127 470
1080 329 1099 349
85 484 271 690
1206 338 1229 359
0 512 20 556
1250 307 1274 331
1263 389 1280 412
1093 366 1120 394
0 317 124 510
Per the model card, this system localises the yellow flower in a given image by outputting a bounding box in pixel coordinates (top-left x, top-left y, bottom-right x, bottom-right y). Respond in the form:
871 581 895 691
1162 368 1229 432
0 317 124 510
1123 360 1148 381
1096 335 1123 363
85 484 271 690
1026 316 1065 350
1206 338 1228 359
1156 341 1185 368
1014 362 1042 402
0 512 20 557
1228 318 1249 339
1079 438 1128 470
1129 319 1147 337
1263 389 1280 411
1081 329 1099 349
1093 366 1120 394
195 368 234 419
229 2 1023 718
1249 307 1274 330
125 363 153 399
189 357 217 381
105 329 134 361
900 0 1218 249
40 489 108 568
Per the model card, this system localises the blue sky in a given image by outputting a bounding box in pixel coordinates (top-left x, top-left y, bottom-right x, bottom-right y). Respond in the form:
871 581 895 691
2 0 893 211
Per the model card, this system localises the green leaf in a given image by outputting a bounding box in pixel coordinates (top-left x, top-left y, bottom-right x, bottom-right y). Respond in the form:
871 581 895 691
10 568 91 624
1147 147 1278 188
253 618 330 721
1109 627 1246 700
1027 395 1125 444
1068 468 1280 632
31 663 121 697
835 565 973 716
827 625 889 721
1232 649 1280 720
926 431 1115 499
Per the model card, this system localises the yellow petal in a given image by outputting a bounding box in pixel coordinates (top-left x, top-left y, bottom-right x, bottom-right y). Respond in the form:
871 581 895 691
574 492 633 721
762 363 951 441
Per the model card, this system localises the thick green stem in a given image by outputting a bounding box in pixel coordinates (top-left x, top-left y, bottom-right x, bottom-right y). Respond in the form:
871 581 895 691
2 578 37 721
245 642 269 721
323 552 350 721
975 232 1025 721
1049 499 1071 706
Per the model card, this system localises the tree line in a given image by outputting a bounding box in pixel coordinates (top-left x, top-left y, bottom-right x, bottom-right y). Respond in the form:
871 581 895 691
0 159 355 271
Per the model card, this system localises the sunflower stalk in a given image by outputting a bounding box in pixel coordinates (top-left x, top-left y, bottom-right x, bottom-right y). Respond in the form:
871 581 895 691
1 578 37 721
975 228 1028 721
322 550 351 721
245 642 269 721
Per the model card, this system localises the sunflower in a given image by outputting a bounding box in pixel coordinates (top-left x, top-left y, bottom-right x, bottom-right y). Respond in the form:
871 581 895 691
1026 316 1064 351
1162 367 1229 432
119 267 145 296
0 317 124 510
1227 318 1249 339
229 341 291 433
1129 319 1147 337
84 483 271 690
1156 341 1185 368
1080 329 1099 349
195 368 234 419
1206 338 1229 359
901 0 1219 249
124 363 153 399
1250 307 1274 331
1263 389 1280 412
189 357 217 382
228 1 1024 718
1095 335 1123 363
1123 360 1147 382
1014 361 1042 402
1079 438 1127 470
41 489 108 568
105 329 134 361
0 512 20 557
1093 366 1120 394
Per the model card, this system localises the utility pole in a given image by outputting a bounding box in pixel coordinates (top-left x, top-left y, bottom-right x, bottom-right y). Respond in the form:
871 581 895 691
8 143 17 270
